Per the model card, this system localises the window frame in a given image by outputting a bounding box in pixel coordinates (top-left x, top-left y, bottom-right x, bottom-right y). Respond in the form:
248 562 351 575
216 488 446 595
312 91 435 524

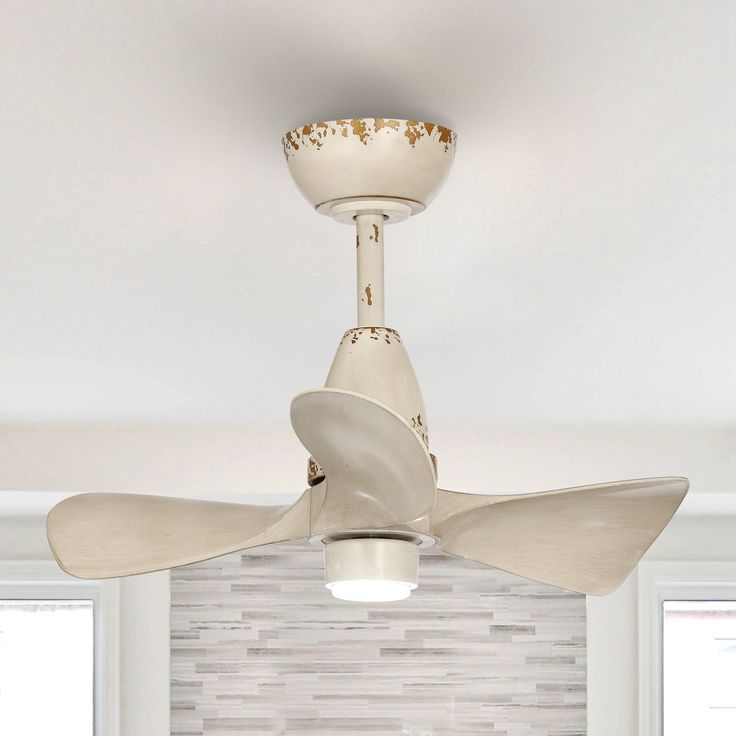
638 561 736 736
0 560 120 736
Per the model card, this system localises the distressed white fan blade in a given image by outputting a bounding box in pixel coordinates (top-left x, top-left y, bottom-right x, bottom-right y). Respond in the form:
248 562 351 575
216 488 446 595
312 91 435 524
291 388 436 533
432 477 688 595
47 486 312 579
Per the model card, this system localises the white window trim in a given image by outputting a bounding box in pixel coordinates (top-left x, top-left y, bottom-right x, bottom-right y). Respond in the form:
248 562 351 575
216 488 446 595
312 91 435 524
638 560 736 736
0 560 120 736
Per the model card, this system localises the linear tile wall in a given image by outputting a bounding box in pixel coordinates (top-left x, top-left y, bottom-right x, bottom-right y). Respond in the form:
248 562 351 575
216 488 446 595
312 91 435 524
171 545 586 736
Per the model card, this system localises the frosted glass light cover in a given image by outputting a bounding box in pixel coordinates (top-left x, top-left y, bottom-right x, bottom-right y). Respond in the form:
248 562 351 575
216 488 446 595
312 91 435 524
327 579 416 602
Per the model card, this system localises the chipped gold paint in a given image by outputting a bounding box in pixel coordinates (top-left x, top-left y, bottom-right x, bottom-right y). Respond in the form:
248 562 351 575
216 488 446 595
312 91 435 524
404 120 421 146
282 118 456 158
288 132 299 149
374 118 401 132
307 456 325 486
411 414 429 445
340 327 402 346
350 119 369 144
364 285 373 305
370 224 379 242
437 125 453 151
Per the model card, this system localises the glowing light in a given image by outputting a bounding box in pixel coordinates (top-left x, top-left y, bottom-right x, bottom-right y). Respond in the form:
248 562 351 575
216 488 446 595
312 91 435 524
326 579 416 602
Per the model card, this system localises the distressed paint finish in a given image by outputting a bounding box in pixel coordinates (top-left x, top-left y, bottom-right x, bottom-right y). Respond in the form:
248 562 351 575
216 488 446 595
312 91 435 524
410 412 428 447
325 328 428 448
307 456 325 486
340 327 403 346
356 213 385 327
282 118 457 216
282 118 457 159
171 546 586 736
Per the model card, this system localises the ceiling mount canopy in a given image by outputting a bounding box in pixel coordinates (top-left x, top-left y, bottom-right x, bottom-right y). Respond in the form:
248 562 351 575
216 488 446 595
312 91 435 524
283 117 456 223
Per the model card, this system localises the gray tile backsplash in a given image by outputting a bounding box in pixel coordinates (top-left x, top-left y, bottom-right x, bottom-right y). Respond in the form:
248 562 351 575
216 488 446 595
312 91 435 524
171 545 586 735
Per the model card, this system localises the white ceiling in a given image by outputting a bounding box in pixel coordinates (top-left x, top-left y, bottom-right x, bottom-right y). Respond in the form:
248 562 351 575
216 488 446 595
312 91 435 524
1 2 734 499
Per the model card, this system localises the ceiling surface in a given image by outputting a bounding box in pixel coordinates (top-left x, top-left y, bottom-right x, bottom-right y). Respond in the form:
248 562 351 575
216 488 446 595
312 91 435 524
1 2 734 498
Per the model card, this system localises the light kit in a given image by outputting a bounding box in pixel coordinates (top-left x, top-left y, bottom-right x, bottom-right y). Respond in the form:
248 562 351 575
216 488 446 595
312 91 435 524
46 118 688 602
324 538 419 602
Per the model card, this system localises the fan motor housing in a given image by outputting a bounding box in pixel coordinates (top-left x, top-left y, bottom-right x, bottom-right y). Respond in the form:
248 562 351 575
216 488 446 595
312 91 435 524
306 325 431 488
326 327 428 445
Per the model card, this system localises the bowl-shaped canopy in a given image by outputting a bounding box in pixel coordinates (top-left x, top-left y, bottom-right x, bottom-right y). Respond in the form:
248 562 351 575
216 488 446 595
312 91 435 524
283 118 456 215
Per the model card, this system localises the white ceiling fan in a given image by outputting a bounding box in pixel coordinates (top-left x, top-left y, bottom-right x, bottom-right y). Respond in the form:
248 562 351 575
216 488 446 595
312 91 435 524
46 118 688 602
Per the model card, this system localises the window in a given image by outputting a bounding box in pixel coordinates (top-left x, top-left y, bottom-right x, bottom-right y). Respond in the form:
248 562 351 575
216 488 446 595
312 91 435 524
0 599 94 734
639 562 736 736
0 562 119 736
663 601 736 735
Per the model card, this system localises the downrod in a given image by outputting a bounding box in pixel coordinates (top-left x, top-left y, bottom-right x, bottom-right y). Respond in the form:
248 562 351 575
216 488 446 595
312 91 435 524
355 212 385 327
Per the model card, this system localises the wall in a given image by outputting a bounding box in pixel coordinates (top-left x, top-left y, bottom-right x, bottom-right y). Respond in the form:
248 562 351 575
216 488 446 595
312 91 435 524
586 514 736 736
0 516 170 736
171 546 586 736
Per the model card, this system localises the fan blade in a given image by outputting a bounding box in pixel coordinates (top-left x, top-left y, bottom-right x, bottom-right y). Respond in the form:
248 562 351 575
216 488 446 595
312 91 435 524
46 486 313 579
432 477 688 595
291 388 436 533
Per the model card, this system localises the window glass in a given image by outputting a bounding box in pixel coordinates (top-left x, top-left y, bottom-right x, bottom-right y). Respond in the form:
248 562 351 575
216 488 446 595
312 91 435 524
663 600 736 736
0 600 94 736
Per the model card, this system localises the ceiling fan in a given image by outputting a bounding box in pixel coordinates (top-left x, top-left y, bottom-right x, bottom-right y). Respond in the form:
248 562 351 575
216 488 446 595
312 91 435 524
46 117 688 602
